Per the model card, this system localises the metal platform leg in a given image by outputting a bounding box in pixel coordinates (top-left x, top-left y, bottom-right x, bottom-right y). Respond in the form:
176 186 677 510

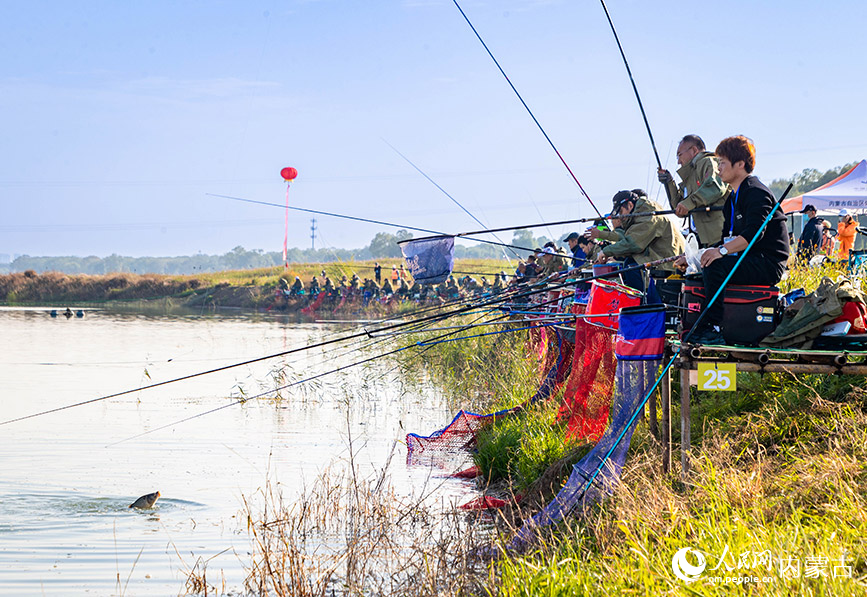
648 380 659 440
680 367 691 480
661 364 671 474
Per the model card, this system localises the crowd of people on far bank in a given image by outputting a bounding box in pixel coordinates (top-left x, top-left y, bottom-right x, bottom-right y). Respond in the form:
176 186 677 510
277 261 515 307
278 135 861 342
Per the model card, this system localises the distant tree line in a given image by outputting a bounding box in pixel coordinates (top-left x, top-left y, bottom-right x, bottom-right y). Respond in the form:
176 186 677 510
769 162 857 200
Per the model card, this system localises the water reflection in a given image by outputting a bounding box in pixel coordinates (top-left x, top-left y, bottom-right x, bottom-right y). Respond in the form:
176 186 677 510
0 307 469 595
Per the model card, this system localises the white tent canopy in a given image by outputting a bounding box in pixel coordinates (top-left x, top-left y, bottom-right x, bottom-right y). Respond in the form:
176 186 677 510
781 159 867 214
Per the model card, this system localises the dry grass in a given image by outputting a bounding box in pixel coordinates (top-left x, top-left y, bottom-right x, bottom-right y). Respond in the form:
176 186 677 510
240 456 496 596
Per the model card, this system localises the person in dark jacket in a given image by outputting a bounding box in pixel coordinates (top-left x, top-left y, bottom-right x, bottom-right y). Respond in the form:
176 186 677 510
687 135 789 345
796 204 823 262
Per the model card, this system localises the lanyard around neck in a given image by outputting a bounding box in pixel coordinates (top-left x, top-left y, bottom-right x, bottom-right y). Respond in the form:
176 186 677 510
728 185 742 237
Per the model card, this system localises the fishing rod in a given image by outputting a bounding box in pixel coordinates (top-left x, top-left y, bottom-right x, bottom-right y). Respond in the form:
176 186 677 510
598 0 662 170
110 307 525 445
566 184 794 517
406 205 724 244
367 314 576 338
208 192 539 255
382 139 520 263
450 0 609 228
0 274 579 427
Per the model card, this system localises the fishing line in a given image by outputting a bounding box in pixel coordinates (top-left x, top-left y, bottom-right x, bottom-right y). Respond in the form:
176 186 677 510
598 0 662 170
450 0 609 227
109 308 506 445
382 139 520 263
1 278 568 426
414 320 560 348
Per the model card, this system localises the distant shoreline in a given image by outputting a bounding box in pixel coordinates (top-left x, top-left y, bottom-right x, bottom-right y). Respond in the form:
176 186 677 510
0 258 510 314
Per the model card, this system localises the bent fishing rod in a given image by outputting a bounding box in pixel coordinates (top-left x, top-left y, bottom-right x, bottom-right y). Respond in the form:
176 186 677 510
598 0 662 171
450 0 609 229
567 183 794 516
0 273 581 427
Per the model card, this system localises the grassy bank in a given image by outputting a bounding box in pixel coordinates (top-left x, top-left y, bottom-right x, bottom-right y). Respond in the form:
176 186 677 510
390 261 867 595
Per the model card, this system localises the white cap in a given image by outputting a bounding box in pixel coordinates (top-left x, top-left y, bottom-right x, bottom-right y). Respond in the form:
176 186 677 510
543 247 555 254
839 208 849 216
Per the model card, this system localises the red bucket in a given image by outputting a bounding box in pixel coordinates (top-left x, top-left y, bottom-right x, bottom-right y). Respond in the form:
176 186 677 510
585 279 642 330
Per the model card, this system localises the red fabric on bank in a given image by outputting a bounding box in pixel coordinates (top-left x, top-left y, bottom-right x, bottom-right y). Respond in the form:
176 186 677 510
557 306 616 442
459 495 508 510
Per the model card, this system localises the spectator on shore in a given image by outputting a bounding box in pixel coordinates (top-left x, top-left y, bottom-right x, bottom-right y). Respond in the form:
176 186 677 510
374 262 381 284
837 209 859 260
820 220 836 258
797 204 823 262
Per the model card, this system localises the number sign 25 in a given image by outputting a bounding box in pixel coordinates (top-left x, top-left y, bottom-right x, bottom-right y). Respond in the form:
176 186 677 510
697 363 737 392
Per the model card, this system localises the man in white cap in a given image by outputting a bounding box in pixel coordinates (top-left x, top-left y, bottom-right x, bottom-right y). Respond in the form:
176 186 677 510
837 208 859 260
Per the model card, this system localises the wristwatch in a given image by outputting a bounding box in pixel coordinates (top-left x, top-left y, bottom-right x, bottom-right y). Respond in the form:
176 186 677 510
718 246 728 256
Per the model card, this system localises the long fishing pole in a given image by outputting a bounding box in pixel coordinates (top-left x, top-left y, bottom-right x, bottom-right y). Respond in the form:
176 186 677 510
568 184 793 516
208 192 538 255
0 274 578 427
211 191 719 257
407 205 724 244
450 0 609 227
110 307 524 445
382 139 520 263
598 0 662 170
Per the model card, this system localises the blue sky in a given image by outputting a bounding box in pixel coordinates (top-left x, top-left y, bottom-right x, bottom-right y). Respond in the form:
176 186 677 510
2 0 865 258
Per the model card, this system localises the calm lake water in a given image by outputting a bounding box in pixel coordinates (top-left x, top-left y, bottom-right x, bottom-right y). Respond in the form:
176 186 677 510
0 307 473 596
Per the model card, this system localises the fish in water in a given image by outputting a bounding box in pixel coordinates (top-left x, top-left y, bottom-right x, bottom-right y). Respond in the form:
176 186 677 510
128 491 160 509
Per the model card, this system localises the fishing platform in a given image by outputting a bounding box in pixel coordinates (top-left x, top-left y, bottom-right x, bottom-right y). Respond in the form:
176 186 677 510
650 339 867 480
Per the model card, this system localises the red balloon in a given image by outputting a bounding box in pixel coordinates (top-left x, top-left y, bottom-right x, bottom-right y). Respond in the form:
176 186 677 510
281 167 298 181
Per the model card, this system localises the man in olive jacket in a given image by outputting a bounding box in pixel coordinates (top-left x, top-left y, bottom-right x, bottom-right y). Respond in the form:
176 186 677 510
590 190 685 291
658 134 729 247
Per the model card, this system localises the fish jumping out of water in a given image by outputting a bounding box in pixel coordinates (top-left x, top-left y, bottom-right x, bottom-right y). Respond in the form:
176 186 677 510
128 491 160 509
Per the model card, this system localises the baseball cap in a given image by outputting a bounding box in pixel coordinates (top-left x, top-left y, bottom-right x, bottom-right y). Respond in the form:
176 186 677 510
612 190 637 210
801 204 817 213
564 232 580 242
542 247 555 254
839 208 849 216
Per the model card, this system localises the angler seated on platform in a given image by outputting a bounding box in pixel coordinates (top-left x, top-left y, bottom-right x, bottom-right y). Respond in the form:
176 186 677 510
676 135 789 345
289 276 304 296
537 245 567 279
565 232 599 270
590 190 685 292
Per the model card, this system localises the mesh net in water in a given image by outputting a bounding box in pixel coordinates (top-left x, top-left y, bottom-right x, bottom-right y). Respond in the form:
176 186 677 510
405 327 572 464
509 305 665 551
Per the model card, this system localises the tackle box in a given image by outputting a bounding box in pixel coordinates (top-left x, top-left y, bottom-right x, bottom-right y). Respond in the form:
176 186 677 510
680 281 780 346
653 276 684 333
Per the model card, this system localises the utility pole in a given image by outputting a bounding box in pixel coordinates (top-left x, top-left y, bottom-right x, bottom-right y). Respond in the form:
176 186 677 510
310 218 317 250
